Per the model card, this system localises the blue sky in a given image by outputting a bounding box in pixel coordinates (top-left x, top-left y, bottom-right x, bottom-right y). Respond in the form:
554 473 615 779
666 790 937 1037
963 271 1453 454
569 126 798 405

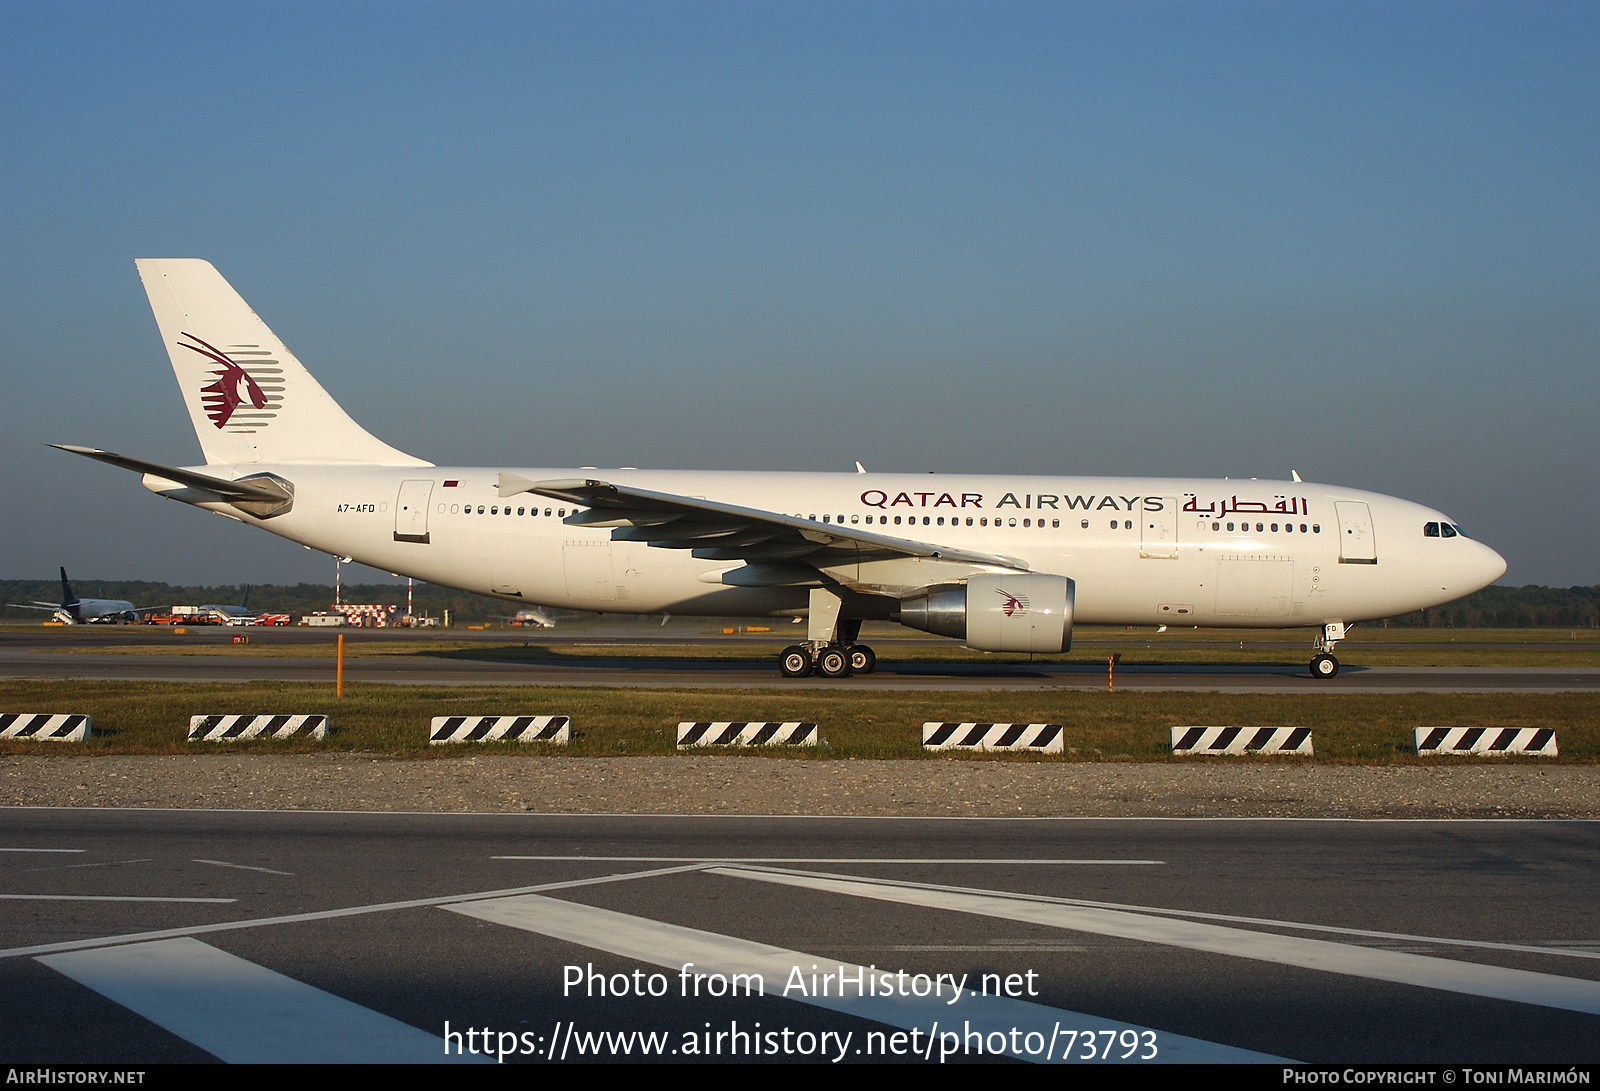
2 1 1596 587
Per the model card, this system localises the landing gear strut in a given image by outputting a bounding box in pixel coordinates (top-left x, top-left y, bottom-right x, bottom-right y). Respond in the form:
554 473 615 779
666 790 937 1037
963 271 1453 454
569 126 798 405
1310 621 1346 680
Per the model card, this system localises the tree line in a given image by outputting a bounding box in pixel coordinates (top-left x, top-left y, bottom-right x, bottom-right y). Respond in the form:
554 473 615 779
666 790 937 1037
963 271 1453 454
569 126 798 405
4 578 1597 628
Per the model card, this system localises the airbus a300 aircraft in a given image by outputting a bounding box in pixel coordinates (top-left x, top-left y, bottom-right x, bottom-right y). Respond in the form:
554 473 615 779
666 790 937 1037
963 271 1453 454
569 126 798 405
57 259 1506 678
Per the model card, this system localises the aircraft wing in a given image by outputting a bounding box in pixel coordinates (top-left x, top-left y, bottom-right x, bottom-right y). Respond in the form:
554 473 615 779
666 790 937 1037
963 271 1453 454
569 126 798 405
499 475 1028 572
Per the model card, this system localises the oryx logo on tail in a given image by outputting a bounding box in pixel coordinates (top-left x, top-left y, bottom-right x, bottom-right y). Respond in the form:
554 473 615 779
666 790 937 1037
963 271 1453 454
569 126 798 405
996 588 1028 617
181 332 268 429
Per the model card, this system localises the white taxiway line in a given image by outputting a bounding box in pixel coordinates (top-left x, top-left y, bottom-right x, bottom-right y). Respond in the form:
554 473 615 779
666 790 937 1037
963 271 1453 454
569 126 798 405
491 856 1162 865
711 868 1600 1017
0 894 236 903
727 869 1600 963
0 863 711 960
194 858 294 876
38 937 477 1064
443 893 1284 1064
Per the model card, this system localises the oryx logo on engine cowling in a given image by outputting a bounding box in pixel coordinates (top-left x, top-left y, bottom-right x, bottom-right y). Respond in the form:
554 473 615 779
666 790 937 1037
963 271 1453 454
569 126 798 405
996 588 1028 617
181 332 268 429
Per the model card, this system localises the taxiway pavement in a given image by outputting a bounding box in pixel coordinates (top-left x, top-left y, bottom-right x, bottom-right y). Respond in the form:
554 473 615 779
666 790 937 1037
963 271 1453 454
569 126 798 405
2 645 1596 692
3 809 1596 1064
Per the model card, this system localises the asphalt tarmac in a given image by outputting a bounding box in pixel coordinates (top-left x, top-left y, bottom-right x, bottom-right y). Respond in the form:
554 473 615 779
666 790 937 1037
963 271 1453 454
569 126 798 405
2 809 1596 1065
1 626 1595 692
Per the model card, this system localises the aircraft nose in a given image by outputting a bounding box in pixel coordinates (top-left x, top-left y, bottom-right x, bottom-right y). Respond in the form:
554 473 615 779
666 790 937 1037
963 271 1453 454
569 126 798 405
1472 541 1508 590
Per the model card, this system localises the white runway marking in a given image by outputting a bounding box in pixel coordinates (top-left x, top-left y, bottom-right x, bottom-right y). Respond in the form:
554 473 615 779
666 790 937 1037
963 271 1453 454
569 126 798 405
0 848 84 853
38 937 476 1064
194 858 294 876
714 868 1600 1016
491 856 1161 865
0 894 235 903
445 892 1284 1063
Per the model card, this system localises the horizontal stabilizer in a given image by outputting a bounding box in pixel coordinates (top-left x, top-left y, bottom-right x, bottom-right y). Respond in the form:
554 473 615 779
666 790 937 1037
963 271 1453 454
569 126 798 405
51 445 290 504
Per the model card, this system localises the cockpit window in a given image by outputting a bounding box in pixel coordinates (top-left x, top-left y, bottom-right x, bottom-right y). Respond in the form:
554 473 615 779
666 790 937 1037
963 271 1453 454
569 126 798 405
1441 523 1457 538
1424 522 1440 537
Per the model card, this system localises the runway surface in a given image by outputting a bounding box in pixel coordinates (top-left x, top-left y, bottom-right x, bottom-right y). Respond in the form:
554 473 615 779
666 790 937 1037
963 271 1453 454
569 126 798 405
3 809 1596 1064
2 646 1596 692
4 627 1596 691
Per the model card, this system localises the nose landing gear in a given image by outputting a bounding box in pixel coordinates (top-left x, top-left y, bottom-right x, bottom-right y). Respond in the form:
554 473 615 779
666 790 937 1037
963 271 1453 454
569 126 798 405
1310 621 1347 680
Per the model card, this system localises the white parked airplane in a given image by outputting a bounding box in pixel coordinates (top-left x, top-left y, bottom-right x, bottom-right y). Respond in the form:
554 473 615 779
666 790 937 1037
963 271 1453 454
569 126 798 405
56 259 1506 678
8 568 145 624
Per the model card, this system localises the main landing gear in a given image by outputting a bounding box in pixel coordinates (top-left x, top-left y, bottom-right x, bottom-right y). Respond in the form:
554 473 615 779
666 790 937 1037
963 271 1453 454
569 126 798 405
1310 621 1347 680
781 589 877 678
779 642 877 678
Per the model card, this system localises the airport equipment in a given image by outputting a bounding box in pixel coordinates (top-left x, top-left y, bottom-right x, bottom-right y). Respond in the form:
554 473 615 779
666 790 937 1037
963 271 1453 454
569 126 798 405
429 715 571 744
1170 726 1313 755
333 603 401 627
922 723 1064 752
55 258 1510 681
1414 727 1556 756
677 722 819 747
188 715 328 741
0 714 90 741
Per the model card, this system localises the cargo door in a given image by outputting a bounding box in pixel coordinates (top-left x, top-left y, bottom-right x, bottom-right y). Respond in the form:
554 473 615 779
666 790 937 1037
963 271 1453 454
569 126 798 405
563 540 617 603
1215 555 1293 617
394 479 433 544
1335 501 1378 564
1140 496 1179 559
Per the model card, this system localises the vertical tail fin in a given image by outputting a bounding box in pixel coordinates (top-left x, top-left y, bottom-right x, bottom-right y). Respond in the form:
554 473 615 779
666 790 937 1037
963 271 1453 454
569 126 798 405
136 259 430 467
59 567 78 607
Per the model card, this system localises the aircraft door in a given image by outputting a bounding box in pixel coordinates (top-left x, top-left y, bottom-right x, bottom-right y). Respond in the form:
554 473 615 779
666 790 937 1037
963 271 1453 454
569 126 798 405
563 540 617 602
394 479 433 544
1334 501 1377 564
1140 496 1179 559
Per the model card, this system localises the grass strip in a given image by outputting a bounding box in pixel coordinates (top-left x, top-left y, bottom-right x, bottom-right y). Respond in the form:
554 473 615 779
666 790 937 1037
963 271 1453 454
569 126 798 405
0 680 1594 762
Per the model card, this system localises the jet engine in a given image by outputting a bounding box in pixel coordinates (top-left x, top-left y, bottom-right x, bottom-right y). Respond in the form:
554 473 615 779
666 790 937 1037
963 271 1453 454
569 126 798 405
895 573 1074 653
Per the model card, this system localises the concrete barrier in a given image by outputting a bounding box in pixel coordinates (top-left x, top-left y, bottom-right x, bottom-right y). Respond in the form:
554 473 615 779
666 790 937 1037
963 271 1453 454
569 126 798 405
922 723 1063 753
188 715 327 741
0 714 90 742
1414 727 1556 756
1170 726 1313 755
677 722 818 748
429 715 571 744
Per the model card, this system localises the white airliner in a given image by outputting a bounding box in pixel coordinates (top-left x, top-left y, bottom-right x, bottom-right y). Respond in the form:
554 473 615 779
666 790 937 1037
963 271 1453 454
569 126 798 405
8 568 144 624
56 259 1506 678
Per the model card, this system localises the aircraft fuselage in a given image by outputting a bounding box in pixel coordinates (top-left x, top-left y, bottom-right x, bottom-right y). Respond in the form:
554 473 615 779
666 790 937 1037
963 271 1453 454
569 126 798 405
156 465 1504 629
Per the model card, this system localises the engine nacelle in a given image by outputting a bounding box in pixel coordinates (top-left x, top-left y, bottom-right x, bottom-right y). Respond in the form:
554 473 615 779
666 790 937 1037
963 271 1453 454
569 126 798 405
895 573 1074 653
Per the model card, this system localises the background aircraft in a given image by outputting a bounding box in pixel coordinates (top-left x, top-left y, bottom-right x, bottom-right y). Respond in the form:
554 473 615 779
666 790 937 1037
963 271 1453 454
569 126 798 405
7 568 148 624
197 586 258 626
